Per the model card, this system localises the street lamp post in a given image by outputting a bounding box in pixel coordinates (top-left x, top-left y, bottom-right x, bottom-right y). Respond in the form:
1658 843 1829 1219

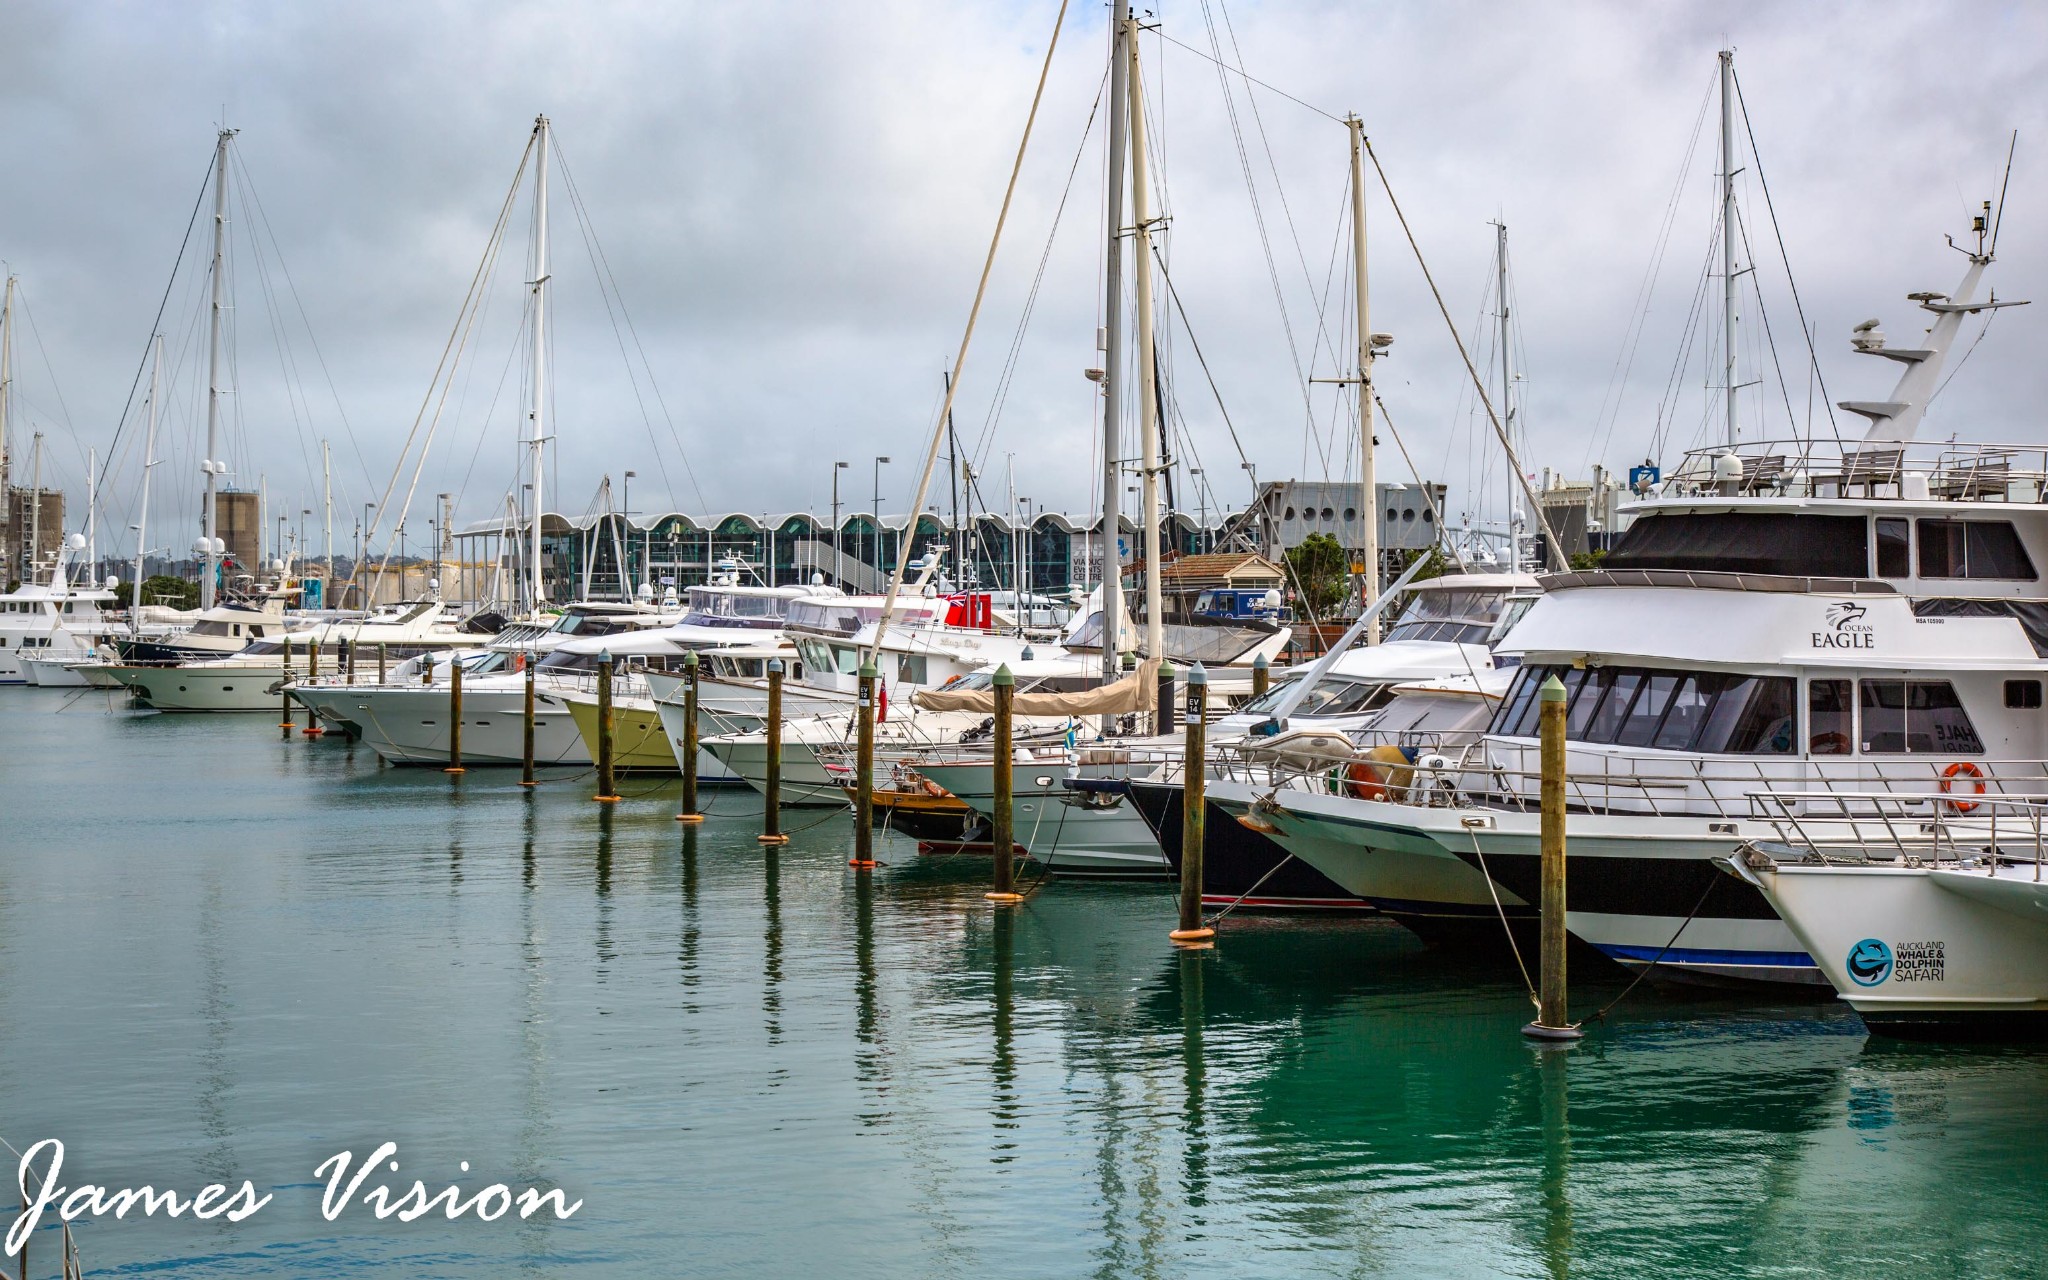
832 460 849 583
872 455 891 572
1241 461 1261 556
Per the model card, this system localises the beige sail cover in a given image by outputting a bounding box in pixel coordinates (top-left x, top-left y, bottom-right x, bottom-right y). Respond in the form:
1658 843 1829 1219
912 659 1163 716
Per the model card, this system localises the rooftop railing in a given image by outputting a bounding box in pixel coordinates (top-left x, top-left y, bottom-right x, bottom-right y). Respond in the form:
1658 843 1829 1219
1665 438 2048 503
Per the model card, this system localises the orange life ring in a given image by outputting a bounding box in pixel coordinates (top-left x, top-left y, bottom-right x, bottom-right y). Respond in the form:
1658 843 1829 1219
1940 761 1986 812
922 778 947 799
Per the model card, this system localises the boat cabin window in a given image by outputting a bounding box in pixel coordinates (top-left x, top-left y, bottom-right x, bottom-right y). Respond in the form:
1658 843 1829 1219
1603 512 1868 577
1808 679 1853 754
1859 679 1982 754
1916 519 2037 581
1495 664 1795 754
2006 679 2043 710
1875 519 1910 578
897 654 928 686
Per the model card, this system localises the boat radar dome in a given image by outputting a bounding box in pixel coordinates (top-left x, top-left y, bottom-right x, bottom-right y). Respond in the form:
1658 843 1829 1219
191 537 211 556
65 532 86 551
104 576 119 591
637 582 655 602
1714 450 1744 495
1262 588 1284 611
811 572 825 586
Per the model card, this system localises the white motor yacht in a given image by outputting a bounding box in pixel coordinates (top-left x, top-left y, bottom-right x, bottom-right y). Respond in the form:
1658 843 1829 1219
0 535 124 685
1214 213 2048 985
292 601 677 761
104 597 486 711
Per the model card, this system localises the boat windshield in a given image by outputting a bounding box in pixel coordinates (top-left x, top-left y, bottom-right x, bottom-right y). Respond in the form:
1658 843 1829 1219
686 589 790 621
1235 675 1387 718
1384 589 1509 645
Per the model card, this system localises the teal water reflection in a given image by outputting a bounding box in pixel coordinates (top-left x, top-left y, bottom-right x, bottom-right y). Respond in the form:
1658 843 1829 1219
1 692 2043 1277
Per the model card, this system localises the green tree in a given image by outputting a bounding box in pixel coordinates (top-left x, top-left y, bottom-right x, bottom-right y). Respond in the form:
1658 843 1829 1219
1285 532 1351 620
119 575 200 611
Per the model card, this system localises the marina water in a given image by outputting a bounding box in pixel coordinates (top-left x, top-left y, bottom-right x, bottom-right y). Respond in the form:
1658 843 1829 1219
4 692 2045 1278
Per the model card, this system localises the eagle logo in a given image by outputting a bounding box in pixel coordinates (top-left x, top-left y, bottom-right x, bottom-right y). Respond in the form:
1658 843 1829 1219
1826 602 1868 631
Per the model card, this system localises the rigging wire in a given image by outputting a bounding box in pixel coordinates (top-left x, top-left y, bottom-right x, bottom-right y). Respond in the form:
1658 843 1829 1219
969 62 1110 472
1584 70 1717 472
229 147 376 504
93 151 217 494
1732 68 1842 452
551 132 710 514
1360 137 1568 568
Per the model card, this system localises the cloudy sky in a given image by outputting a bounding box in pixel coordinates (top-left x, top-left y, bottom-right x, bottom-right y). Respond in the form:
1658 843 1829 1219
2 0 2044 557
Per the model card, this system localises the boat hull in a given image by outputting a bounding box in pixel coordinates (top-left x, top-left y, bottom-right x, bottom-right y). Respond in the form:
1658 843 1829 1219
564 697 683 773
1740 857 2048 1039
105 663 289 711
915 761 1169 879
301 681 594 766
1128 777 1373 911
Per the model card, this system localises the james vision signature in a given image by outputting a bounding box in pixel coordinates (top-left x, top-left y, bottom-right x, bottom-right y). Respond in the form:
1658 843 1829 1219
9 1139 582 1253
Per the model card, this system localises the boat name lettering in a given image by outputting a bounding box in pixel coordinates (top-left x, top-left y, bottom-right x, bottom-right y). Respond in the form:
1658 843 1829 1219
1890 939 1945 983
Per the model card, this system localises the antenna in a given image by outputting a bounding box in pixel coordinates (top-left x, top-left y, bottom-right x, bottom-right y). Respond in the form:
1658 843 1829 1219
1991 128 2018 259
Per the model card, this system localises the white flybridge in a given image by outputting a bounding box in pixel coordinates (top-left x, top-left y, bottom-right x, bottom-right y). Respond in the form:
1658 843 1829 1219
1209 187 2043 985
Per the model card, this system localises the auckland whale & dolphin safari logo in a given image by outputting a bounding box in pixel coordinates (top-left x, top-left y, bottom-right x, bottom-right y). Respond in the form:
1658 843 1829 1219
1846 937 1894 986
1814 602 1874 650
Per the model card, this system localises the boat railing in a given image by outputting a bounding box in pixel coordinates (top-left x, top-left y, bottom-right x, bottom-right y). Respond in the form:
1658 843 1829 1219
1667 437 2047 502
1219 739 2048 819
1743 788 2048 880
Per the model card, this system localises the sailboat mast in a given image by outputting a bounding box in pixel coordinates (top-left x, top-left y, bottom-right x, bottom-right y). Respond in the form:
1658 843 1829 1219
1495 220 1516 569
29 432 42 585
1348 116 1379 642
322 438 332 585
1099 0 1130 692
0 275 12 569
85 446 96 583
202 127 232 609
1124 14 1163 664
134 336 161 635
528 115 551 613
1719 48 1738 448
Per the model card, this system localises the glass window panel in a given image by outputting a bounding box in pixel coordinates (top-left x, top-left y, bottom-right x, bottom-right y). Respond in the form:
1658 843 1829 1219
1616 674 1678 746
1966 522 2038 580
1653 675 1714 750
1876 518 1910 578
1914 680 1983 753
1566 668 1614 737
1918 522 1962 577
1808 679 1853 754
1492 666 1543 736
1584 671 1644 744
1859 680 1907 752
1724 677 1797 754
